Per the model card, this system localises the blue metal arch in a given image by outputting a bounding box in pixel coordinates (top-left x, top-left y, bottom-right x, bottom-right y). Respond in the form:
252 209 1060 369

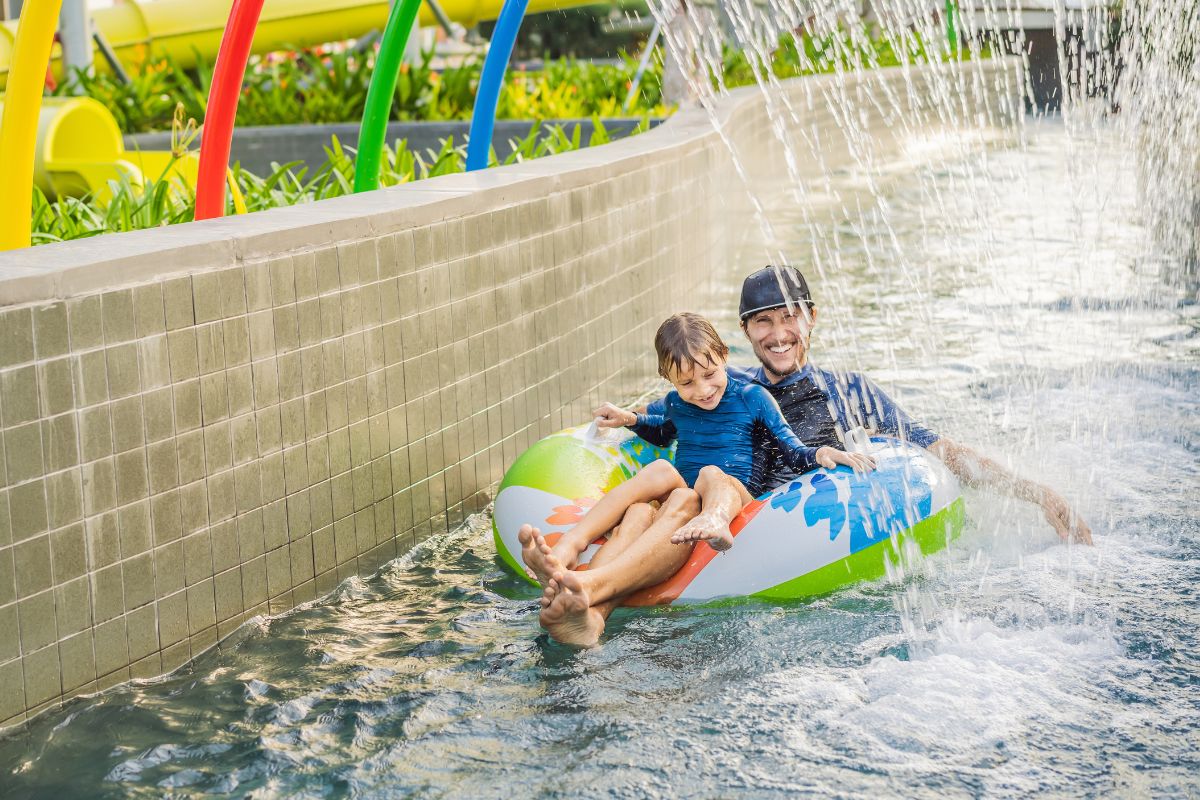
465 0 531 171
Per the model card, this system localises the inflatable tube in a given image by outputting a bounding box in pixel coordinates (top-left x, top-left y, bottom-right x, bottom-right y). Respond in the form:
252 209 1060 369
493 427 964 605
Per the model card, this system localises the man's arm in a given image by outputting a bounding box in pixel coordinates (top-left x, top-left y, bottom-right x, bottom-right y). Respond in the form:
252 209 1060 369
927 438 1093 545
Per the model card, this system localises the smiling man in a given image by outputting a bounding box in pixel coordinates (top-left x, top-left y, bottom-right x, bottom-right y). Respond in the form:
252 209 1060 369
727 265 1091 546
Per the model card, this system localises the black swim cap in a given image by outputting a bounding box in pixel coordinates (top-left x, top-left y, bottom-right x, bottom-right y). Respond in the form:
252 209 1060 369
738 266 812 321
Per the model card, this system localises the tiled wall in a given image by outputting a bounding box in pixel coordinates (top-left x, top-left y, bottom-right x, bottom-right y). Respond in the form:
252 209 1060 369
0 60 1020 729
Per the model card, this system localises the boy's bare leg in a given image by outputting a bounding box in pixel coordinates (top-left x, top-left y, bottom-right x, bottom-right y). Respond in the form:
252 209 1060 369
520 459 684 584
539 488 700 645
670 465 754 551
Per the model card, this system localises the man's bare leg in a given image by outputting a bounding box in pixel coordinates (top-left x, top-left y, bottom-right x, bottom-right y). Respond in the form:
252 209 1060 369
539 488 700 645
670 465 754 551
586 502 656 571
520 460 684 583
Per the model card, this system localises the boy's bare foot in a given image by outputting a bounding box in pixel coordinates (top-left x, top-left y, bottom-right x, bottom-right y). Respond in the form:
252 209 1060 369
539 569 605 647
670 512 734 552
519 525 557 585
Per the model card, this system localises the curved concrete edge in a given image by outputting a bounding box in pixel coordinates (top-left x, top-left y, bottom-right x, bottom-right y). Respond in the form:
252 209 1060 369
0 58 1020 307
0 56 1022 730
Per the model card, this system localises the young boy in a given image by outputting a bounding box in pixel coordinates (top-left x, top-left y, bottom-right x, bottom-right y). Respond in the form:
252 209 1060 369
521 312 874 583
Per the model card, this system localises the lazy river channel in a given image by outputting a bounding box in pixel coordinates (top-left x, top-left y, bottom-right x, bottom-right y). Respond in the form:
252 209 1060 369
2 119 1197 798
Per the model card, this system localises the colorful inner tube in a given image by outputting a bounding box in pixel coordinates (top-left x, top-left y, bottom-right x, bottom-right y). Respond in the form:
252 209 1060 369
493 427 965 605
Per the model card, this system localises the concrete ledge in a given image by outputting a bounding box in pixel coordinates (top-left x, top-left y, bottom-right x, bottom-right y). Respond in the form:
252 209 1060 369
0 57 1022 730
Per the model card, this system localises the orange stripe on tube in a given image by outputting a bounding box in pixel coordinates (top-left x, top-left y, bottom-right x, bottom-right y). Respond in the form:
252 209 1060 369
621 498 768 606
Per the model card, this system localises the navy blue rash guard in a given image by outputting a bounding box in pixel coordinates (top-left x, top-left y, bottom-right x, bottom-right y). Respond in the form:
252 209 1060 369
730 363 941 490
628 374 818 496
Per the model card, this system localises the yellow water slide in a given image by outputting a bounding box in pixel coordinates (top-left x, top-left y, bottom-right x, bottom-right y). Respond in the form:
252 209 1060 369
0 0 591 86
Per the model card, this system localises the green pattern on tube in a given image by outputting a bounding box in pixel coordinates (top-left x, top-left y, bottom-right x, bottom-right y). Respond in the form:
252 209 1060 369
353 0 424 193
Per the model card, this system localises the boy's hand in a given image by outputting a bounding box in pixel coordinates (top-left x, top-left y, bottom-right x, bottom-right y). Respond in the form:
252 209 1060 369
593 402 636 429
816 446 876 472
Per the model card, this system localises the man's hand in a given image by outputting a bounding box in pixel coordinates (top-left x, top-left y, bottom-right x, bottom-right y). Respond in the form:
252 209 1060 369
1038 487 1093 545
815 446 876 472
593 402 636 429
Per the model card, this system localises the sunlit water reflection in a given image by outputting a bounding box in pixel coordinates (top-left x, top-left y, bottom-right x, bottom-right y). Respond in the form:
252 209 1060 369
2 121 1197 798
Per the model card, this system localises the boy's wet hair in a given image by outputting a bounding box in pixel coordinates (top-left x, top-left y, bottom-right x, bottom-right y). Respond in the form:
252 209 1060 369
654 313 730 380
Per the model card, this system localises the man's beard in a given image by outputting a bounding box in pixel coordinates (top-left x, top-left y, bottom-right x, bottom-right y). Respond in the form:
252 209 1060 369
754 340 805 379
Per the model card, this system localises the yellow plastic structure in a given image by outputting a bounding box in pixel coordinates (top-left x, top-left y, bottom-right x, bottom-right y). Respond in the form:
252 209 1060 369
1 95 200 204
0 0 596 86
0 0 63 250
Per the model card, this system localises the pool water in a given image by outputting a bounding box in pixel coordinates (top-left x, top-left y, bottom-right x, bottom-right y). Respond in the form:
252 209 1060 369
2 120 1197 798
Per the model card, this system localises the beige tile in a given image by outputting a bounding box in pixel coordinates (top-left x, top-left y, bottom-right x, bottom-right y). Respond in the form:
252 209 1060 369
173 380 201 433
252 362 279 409
85 511 119 569
161 277 195 331
192 271 221 325
285 491 311 540
132 284 166 338
54 574 92 637
122 552 155 610
129 652 161 680
186 579 216 632
259 451 284 504
138 335 171 389
109 396 144 454
167 329 199 382
14 535 52 597
161 640 191 673
18 590 57 651
277 350 302 401
210 519 239 573
218 267 247 319
227 366 253 417
22 644 61 707
126 603 158 661
203 423 232 476
154 540 184 596
206 470 235 524
245 262 271 313
142 386 174 443
195 323 225 376
58 629 96 693
101 289 135 345
114 450 148 506
32 303 69 360
199 372 229 425
240 556 267 609
45 471 82 531
157 590 188 648
236 509 265 561
117 500 151 557
146 439 179 494
179 480 209 537
151 489 183 546
0 367 37 429
272 305 299 354
265 546 292 599
233 463 261 515
105 343 140 399
92 616 128 676
294 251 318 301
262 500 288 551
10 479 48 543
270 256 297 306
230 414 257 466
213 567 243 623
5 422 44 485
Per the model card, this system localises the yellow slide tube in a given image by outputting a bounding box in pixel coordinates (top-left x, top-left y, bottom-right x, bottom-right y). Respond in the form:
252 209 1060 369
0 0 597 86
0 0 65 251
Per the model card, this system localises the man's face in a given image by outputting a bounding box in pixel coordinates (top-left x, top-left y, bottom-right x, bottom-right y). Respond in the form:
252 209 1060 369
741 304 817 381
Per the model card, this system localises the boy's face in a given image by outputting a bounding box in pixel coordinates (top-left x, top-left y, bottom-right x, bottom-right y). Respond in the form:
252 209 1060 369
667 351 729 410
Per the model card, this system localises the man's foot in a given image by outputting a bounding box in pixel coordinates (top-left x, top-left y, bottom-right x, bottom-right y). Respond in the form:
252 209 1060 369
669 511 734 551
519 525 557 585
539 569 605 647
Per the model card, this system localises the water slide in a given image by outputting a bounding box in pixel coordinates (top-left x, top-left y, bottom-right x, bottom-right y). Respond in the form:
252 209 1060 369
0 0 594 85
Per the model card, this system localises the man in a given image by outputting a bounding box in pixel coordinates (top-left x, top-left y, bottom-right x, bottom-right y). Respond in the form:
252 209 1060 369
524 265 1092 645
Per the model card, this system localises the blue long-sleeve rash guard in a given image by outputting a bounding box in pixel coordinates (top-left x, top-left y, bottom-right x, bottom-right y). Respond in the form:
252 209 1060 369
628 374 818 496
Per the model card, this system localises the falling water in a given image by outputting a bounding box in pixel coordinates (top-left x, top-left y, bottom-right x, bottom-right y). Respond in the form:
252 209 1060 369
2 1 1198 796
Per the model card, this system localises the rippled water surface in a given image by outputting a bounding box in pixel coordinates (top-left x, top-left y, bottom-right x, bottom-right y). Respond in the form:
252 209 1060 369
3 121 1197 798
